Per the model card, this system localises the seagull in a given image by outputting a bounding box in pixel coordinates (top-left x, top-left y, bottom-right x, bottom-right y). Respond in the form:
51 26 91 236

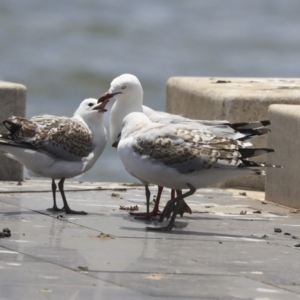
117 112 279 231
0 98 108 215
98 74 271 218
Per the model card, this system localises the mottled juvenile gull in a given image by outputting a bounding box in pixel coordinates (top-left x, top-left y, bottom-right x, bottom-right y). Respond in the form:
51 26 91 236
98 74 271 218
0 98 108 215
117 112 279 231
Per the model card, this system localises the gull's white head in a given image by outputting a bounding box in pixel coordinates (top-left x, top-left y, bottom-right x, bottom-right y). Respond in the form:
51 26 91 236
98 74 143 104
74 98 108 123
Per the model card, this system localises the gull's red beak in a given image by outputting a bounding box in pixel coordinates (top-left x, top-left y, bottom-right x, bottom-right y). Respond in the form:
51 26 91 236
97 91 122 103
93 99 109 112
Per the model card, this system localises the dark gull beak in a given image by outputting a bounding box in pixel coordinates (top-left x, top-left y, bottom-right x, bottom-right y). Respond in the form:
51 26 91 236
93 99 109 112
98 91 122 103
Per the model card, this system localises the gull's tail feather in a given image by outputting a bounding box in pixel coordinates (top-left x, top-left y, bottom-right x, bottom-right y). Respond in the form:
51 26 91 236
238 148 275 159
235 146 281 170
230 120 271 130
230 120 271 141
240 159 282 169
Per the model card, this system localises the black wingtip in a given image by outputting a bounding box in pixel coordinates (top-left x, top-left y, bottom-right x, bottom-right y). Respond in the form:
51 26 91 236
261 120 271 126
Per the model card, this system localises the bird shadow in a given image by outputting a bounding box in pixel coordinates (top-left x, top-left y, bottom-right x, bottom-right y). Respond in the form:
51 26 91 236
1 210 105 218
120 225 263 240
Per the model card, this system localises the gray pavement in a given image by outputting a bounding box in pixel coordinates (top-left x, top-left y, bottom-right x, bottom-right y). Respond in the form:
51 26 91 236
0 180 299 299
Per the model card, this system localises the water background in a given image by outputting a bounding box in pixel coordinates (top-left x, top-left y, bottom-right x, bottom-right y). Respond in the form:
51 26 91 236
1 0 300 182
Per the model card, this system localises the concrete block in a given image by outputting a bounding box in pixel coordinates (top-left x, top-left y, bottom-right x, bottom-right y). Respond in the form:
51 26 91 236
166 77 300 190
266 105 300 209
0 81 26 181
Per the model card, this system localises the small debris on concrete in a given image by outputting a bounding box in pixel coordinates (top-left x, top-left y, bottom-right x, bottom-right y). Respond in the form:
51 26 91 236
3 228 10 234
41 288 52 293
149 200 156 207
240 210 247 215
274 228 282 233
261 201 267 205
78 266 89 271
145 273 164 280
215 80 231 84
290 208 300 214
294 244 300 248
56 215 65 219
219 241 222 244
239 192 247 196
17 181 22 186
284 232 291 236
292 236 300 240
253 210 261 214
119 205 138 211
111 192 123 199
1 228 11 238
122 182 143 187
261 234 268 239
205 206 213 208
95 232 115 239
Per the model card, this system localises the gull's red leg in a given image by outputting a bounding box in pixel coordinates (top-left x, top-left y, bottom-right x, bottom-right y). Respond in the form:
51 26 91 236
130 186 163 217
171 189 175 200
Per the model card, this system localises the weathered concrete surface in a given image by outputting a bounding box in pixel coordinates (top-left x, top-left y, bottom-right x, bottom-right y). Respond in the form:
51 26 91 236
266 105 300 209
0 180 300 299
166 77 300 190
0 81 26 181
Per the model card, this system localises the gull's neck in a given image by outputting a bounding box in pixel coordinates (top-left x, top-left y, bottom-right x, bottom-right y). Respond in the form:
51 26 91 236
110 96 143 143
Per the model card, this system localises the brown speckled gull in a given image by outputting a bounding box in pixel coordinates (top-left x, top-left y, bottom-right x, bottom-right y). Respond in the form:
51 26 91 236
117 112 280 231
0 98 108 215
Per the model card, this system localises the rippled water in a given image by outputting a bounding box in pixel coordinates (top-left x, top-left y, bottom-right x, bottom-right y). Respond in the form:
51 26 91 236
1 0 300 182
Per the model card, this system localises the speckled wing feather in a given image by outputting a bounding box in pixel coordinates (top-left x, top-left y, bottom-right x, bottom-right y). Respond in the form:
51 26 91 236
132 125 247 174
5 115 93 161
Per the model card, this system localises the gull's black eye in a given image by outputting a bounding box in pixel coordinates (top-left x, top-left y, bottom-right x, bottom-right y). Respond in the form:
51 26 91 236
88 103 94 107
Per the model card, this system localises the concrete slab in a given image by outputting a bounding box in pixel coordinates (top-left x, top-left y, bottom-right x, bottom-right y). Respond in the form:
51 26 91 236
0 81 26 182
93 273 298 299
266 104 300 209
0 181 299 298
0 261 166 300
166 77 300 190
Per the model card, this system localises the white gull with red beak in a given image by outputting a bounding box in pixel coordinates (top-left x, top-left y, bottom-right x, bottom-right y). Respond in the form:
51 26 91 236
0 98 108 215
98 74 272 218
